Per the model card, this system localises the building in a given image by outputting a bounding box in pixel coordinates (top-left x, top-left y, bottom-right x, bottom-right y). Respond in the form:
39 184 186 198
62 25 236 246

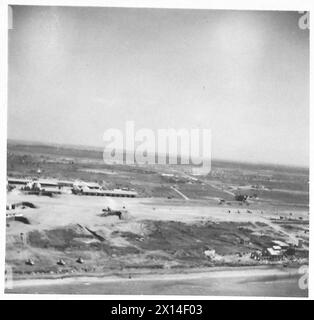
85 182 101 190
7 178 30 186
272 240 289 249
58 181 74 188
262 247 283 261
8 178 59 188
80 188 137 198
8 177 138 198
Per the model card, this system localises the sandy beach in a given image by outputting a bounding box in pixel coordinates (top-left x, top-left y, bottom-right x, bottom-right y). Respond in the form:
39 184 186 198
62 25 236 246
6 265 307 297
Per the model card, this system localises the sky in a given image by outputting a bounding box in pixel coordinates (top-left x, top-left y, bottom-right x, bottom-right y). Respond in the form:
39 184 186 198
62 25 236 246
8 6 309 167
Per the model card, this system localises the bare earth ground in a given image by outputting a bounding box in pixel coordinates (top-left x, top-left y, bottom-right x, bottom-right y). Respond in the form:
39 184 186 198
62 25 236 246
5 142 309 296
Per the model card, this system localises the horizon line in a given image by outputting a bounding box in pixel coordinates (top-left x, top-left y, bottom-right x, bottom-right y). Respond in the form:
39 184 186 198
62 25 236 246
7 137 309 170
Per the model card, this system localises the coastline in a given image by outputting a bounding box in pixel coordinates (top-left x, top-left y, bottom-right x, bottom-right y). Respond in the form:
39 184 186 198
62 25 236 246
8 264 302 289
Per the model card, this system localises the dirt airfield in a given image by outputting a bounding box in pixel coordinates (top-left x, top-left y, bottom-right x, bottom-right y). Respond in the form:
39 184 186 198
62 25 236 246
6 190 308 279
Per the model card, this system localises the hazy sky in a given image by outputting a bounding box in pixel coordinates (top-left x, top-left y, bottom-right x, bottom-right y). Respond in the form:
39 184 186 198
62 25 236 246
8 6 309 166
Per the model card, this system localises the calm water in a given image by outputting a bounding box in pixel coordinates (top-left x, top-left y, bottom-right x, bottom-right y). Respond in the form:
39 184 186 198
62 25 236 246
7 273 307 297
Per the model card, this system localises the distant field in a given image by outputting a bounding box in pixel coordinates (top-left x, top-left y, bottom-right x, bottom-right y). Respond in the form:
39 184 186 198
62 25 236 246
7 141 309 206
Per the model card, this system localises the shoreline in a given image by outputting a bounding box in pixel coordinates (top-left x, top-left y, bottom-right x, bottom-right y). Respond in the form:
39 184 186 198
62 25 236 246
7 264 302 289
